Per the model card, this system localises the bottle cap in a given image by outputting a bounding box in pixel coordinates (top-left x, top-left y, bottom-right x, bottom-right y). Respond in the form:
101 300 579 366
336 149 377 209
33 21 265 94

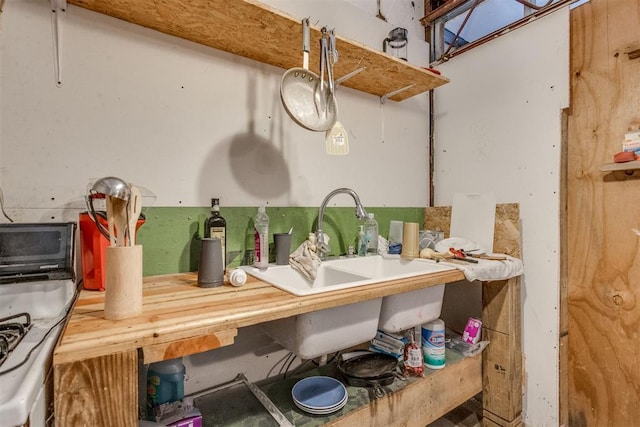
368 213 375 219
229 269 247 287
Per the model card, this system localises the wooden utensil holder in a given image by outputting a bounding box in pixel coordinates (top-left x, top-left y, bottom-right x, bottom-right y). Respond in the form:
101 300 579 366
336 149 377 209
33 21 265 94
104 245 143 320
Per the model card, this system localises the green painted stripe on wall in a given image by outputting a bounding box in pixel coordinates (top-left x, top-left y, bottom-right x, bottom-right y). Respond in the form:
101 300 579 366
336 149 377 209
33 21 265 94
136 206 424 276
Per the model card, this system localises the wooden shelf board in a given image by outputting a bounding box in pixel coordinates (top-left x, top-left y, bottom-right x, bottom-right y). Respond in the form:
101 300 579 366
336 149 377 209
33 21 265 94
68 0 449 101
599 160 640 172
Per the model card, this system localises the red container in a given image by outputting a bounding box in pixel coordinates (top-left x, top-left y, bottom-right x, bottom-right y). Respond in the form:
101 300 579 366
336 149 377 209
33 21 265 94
79 212 145 291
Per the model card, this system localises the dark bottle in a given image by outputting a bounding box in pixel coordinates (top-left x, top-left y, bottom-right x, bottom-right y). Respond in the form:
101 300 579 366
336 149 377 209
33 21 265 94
205 198 227 271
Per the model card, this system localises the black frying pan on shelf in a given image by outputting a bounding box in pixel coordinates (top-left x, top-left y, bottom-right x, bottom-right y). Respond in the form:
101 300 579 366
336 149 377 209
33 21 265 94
337 352 404 398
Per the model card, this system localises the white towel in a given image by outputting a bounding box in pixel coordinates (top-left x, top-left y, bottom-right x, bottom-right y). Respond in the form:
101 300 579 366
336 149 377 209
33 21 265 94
289 234 323 281
442 254 523 282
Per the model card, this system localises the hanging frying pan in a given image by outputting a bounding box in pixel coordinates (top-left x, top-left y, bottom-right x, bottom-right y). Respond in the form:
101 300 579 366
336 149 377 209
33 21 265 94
280 18 336 132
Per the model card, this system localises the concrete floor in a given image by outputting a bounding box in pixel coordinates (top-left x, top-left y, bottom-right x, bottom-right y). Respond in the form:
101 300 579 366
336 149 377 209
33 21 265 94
427 394 483 427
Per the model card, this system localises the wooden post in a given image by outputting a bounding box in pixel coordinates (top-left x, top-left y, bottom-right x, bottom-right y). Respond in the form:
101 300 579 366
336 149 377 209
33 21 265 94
426 203 523 426
54 350 138 427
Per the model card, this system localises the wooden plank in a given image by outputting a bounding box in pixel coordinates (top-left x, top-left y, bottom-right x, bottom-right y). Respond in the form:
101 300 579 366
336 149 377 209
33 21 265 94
567 0 640 425
142 329 238 363
559 108 569 427
54 268 466 364
328 354 482 427
482 411 522 427
559 334 568 427
67 0 449 101
54 350 138 427
420 0 468 25
427 203 522 424
482 276 521 421
424 203 520 255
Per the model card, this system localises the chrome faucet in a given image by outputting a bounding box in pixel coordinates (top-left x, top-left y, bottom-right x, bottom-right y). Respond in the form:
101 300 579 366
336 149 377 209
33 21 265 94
316 188 368 258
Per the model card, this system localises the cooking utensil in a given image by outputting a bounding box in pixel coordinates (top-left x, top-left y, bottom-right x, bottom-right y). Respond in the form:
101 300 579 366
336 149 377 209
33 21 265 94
280 19 336 132
87 176 131 244
127 184 142 246
111 197 128 246
341 371 395 398
337 352 402 398
324 30 349 155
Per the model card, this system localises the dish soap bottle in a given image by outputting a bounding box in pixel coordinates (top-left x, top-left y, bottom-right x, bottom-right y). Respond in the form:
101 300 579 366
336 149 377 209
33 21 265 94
364 213 378 255
254 206 269 269
357 225 366 256
205 198 226 272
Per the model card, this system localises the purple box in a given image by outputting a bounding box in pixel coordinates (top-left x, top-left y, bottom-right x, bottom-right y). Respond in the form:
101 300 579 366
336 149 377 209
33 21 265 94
168 415 202 427
462 317 482 344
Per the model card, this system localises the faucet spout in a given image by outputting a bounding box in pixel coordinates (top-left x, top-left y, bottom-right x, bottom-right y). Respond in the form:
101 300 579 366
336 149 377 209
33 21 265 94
316 188 368 258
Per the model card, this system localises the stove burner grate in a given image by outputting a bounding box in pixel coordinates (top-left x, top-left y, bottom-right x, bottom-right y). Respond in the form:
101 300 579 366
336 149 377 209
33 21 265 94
0 313 32 368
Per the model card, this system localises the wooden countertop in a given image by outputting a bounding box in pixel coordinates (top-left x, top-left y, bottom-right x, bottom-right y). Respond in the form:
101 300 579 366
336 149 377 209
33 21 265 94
53 268 465 365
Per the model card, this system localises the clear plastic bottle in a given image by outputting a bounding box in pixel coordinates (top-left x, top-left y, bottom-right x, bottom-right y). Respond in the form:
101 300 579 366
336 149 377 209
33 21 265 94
254 206 270 269
364 213 379 255
357 225 366 256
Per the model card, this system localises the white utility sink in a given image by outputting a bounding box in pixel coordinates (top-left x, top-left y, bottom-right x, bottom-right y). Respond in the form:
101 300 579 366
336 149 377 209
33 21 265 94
241 255 456 359
240 255 455 296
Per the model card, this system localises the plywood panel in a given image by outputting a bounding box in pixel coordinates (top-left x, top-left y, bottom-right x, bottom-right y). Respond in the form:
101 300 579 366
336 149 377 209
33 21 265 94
567 0 640 425
67 0 448 101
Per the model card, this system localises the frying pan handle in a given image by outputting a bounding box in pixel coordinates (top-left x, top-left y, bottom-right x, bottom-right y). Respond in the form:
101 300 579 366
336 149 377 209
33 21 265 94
371 381 386 398
302 18 310 69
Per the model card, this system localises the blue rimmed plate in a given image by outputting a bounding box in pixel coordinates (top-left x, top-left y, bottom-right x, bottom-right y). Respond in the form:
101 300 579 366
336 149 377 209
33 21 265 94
291 376 347 411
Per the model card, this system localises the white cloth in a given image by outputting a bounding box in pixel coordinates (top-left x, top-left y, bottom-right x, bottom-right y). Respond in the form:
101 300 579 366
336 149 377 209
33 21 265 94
289 235 322 281
442 254 523 282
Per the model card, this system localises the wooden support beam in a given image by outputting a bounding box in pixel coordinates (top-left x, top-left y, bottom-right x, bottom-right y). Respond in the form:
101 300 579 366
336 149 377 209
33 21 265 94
142 329 237 363
54 350 138 427
420 0 467 26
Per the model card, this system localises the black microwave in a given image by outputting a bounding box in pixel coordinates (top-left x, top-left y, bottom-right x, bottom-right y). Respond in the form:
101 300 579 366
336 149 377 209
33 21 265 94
0 222 76 284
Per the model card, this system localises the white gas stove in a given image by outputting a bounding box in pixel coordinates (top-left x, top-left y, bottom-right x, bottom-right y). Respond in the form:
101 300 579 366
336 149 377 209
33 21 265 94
0 279 77 426
0 222 77 427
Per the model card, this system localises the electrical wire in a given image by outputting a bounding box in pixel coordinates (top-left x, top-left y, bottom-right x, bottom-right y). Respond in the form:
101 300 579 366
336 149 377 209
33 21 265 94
266 351 294 378
282 353 298 378
0 185 14 222
0 279 82 376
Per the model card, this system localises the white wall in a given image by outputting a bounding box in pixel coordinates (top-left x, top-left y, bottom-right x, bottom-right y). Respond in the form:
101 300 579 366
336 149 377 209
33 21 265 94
434 9 569 427
0 0 434 405
0 0 430 224
0 1 570 423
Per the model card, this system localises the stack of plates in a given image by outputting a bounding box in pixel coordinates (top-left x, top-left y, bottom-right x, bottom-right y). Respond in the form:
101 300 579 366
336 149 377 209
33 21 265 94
291 376 348 415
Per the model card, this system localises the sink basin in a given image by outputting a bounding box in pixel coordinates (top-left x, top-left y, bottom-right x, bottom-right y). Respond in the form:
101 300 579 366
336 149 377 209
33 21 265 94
241 263 372 296
241 255 455 358
260 298 383 360
240 255 455 296
377 284 445 333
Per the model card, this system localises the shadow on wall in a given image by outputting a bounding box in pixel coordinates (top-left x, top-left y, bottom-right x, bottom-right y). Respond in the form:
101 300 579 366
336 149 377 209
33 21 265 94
198 72 291 200
228 121 290 198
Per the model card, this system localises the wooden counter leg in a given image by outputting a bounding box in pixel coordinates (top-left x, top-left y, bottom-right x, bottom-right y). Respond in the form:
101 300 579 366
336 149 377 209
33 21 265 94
54 349 138 426
482 277 523 427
